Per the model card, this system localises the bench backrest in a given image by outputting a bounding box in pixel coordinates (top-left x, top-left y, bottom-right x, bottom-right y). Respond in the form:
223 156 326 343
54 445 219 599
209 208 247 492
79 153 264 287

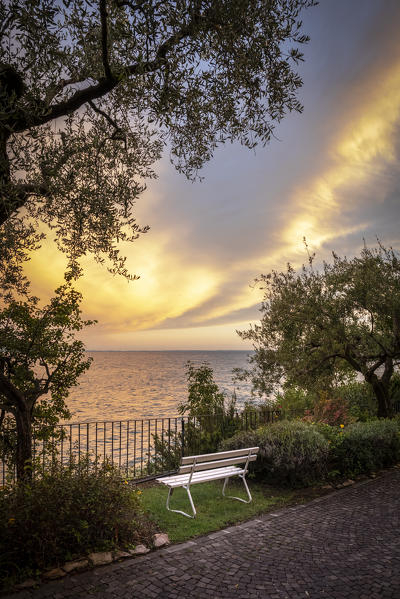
178 447 259 475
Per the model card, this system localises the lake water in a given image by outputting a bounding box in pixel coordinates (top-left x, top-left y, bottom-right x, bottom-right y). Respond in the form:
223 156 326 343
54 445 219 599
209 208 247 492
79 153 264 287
65 351 254 423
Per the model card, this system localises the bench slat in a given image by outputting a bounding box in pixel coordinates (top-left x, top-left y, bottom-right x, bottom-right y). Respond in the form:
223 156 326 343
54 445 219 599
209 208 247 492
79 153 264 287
161 465 241 484
178 453 257 475
158 466 243 487
181 447 259 465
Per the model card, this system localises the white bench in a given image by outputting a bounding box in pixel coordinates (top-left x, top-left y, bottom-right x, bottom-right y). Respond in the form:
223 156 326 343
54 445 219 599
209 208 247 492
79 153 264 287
156 447 259 518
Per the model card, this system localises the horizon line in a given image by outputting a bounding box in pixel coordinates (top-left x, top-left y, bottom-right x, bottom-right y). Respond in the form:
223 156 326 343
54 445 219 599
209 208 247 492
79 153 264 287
84 349 254 352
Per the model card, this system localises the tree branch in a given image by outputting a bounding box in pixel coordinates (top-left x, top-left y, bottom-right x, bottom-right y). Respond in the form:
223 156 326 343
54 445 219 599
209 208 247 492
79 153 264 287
0 408 5 429
0 371 27 412
10 10 205 134
393 305 400 346
301 351 344 379
342 344 365 374
39 352 72 397
381 356 393 387
88 99 120 131
44 76 89 105
113 0 146 9
99 0 113 80
0 182 49 226
88 99 127 147
365 357 386 379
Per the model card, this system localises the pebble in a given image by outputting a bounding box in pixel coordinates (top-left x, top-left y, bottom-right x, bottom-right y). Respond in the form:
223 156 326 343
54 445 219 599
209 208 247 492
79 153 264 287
88 551 113 566
63 559 89 573
43 568 66 580
129 544 150 555
114 550 132 560
153 533 170 548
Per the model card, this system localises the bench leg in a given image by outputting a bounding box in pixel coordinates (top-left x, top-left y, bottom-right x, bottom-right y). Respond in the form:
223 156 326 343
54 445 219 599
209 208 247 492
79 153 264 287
166 485 197 518
222 475 252 504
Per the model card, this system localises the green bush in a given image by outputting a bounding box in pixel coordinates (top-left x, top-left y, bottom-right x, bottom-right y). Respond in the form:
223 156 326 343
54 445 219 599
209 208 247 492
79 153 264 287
0 457 155 587
334 381 377 422
220 420 329 488
275 385 315 420
329 419 400 478
149 362 243 473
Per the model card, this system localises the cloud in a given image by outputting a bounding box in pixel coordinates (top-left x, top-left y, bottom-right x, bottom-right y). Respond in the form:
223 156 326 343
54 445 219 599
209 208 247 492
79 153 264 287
81 320 256 351
281 60 400 257
23 1 400 349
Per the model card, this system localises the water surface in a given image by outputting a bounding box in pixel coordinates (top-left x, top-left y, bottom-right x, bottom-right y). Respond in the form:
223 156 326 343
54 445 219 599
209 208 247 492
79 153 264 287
65 350 253 422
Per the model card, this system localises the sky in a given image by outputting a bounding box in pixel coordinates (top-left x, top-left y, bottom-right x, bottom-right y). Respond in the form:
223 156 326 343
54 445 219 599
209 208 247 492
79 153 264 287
26 0 400 350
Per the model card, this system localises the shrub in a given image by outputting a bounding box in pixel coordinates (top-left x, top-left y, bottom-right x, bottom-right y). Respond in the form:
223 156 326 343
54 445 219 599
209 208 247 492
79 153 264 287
335 381 377 422
149 362 241 473
329 419 400 478
311 422 341 443
309 392 351 426
275 385 315 420
179 361 227 421
0 457 155 587
220 420 329 488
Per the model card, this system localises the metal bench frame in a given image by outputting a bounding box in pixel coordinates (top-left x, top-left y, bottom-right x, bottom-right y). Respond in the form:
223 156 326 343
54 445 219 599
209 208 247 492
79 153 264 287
156 447 259 518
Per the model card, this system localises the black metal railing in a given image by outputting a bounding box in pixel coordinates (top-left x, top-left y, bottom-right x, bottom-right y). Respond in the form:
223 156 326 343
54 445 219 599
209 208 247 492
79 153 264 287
0 409 279 484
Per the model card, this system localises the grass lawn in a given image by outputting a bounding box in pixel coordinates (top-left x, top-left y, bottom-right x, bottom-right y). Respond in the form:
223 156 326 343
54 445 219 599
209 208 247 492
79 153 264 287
140 478 296 543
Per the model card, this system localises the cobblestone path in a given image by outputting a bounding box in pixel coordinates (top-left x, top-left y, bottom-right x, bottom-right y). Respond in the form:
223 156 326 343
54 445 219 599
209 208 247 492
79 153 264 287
8 469 400 599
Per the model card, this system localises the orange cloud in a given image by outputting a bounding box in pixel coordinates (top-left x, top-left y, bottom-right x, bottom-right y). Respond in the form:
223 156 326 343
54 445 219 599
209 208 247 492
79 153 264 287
24 48 400 349
281 61 400 257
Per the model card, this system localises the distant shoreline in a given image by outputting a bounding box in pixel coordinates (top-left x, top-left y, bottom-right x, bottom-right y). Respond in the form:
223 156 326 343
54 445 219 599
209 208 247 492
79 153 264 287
85 349 254 353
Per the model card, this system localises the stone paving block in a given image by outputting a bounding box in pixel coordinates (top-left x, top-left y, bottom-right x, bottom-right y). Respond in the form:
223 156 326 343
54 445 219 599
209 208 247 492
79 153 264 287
4 470 400 599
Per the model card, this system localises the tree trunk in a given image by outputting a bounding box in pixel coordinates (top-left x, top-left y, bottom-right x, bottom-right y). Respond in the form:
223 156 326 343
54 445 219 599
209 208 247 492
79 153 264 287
369 379 393 418
15 406 33 482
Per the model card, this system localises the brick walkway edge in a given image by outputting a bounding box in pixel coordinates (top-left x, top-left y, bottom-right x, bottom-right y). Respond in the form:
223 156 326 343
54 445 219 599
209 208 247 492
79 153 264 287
7 469 400 599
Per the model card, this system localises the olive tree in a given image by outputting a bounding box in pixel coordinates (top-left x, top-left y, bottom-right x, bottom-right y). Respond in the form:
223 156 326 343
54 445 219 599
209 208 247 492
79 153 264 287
238 244 400 418
0 282 94 481
0 0 315 478
0 0 315 277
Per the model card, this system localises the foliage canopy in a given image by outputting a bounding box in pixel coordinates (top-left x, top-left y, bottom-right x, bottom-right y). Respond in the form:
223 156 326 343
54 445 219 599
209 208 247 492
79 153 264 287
0 0 315 478
0 283 94 480
238 244 400 418
179 361 226 419
0 0 315 280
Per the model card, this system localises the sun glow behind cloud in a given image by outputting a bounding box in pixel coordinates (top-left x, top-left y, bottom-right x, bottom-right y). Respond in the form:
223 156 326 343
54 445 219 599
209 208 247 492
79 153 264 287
281 62 400 257
24 2 400 349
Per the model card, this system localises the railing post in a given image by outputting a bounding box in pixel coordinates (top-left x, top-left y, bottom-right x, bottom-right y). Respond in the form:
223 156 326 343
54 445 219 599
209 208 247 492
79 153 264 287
126 421 129 477
181 419 185 457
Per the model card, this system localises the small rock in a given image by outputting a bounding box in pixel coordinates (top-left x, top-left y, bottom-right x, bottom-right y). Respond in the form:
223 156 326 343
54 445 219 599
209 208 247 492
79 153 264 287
88 551 113 566
114 550 131 560
129 544 150 555
43 568 66 580
321 484 333 490
341 479 355 487
63 559 89 573
16 578 37 589
153 533 170 548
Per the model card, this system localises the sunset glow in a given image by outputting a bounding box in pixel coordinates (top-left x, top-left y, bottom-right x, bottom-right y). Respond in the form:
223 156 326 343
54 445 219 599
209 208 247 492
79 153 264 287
25 0 400 350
